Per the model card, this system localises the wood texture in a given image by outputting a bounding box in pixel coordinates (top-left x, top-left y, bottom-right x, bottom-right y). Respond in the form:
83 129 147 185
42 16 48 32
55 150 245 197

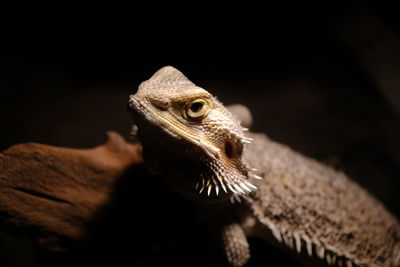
0 131 142 251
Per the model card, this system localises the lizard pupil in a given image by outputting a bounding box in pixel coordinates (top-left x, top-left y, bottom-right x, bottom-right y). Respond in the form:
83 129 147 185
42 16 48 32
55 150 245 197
190 102 204 113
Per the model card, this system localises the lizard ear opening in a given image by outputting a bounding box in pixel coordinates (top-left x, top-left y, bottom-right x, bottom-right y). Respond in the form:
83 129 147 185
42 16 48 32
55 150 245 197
224 140 235 159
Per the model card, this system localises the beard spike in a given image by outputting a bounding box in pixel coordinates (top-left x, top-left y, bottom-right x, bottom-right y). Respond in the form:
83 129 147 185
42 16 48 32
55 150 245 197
205 122 259 196
215 184 219 196
226 183 238 194
293 232 301 253
239 182 252 193
249 173 263 180
194 164 261 196
220 179 228 193
229 194 242 204
245 181 258 190
211 176 220 196
207 183 212 196
197 177 206 194
233 183 246 194
193 129 263 196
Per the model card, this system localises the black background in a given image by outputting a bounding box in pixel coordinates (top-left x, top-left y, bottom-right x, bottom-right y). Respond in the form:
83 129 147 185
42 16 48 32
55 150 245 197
1 3 400 266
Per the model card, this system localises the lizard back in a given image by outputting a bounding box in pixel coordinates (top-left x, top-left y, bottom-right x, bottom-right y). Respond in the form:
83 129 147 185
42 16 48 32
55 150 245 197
245 133 400 267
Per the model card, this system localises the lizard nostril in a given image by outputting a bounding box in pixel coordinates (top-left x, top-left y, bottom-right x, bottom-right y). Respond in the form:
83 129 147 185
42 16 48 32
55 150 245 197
224 140 234 158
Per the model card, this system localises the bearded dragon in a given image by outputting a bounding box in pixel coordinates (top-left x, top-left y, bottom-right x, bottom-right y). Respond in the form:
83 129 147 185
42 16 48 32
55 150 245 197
127 66 400 267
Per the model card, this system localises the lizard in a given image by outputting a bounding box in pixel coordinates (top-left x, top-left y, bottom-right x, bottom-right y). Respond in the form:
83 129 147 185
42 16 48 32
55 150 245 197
127 66 400 267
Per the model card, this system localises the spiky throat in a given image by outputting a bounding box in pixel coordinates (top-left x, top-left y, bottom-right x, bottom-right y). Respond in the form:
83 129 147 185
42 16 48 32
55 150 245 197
194 154 259 197
140 141 262 203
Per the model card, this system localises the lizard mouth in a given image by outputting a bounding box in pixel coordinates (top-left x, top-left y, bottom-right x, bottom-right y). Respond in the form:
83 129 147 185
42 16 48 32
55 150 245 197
128 95 221 159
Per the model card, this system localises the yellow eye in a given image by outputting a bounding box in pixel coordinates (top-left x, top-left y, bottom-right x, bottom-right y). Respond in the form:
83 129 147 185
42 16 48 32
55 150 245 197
185 99 209 120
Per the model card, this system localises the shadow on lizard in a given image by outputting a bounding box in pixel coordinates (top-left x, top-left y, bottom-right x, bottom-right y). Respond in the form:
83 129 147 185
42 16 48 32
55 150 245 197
0 131 299 266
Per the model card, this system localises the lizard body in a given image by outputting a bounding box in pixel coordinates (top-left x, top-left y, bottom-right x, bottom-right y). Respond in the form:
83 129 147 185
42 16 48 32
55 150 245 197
128 66 400 266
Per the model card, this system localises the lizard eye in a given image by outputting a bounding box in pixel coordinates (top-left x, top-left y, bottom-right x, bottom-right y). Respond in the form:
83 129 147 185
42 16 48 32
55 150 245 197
185 99 209 120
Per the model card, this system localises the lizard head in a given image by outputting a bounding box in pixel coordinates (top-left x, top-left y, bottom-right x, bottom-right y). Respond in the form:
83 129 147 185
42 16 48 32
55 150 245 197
128 66 258 201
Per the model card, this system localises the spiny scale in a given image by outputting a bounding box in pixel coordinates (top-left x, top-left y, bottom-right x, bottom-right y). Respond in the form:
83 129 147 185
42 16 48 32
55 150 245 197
194 158 261 196
229 194 243 204
207 184 212 196
240 183 252 192
293 232 301 253
270 228 360 267
318 246 325 259
307 240 313 256
234 183 245 194
331 255 337 265
249 173 263 180
195 175 258 196
221 126 253 146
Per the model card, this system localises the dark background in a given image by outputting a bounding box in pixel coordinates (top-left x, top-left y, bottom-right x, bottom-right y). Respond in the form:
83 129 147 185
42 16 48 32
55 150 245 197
1 3 400 266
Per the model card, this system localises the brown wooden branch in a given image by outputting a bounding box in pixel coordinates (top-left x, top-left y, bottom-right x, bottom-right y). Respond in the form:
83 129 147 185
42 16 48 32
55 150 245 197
0 131 143 251
0 132 216 266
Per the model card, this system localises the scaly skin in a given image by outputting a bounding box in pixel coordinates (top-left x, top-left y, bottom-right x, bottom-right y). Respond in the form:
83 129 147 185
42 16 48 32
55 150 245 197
128 66 400 267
